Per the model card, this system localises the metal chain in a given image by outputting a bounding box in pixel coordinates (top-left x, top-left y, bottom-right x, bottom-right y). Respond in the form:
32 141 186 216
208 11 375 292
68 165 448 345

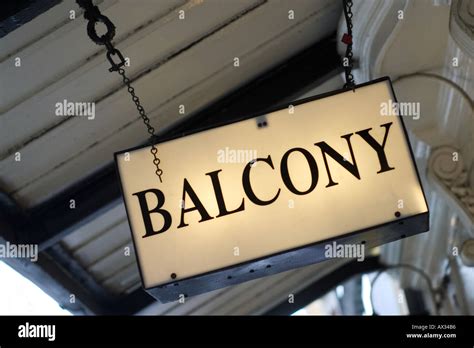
342 0 355 89
76 0 163 182
117 68 163 182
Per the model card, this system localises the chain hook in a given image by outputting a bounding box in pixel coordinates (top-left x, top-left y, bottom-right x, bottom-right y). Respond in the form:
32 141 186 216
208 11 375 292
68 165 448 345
105 44 126 72
86 12 116 45
77 0 115 45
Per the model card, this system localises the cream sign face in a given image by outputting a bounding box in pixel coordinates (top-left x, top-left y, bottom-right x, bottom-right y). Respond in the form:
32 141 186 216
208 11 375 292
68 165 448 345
115 77 429 302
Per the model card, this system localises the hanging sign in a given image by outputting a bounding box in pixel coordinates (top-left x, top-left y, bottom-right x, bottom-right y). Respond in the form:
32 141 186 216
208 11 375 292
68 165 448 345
115 77 429 303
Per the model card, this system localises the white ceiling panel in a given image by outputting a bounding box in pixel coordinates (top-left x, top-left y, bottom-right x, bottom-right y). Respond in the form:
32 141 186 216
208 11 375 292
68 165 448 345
0 0 340 207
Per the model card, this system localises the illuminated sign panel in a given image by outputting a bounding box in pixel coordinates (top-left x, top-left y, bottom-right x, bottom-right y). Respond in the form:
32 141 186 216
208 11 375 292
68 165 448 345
115 77 429 302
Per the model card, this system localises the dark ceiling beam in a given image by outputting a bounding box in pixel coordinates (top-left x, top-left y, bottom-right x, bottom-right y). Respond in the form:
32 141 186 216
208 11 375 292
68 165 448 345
27 165 123 251
0 0 61 38
43 243 155 315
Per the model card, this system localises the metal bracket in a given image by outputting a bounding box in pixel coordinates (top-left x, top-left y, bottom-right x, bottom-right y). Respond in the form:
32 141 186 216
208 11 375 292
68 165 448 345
256 115 268 128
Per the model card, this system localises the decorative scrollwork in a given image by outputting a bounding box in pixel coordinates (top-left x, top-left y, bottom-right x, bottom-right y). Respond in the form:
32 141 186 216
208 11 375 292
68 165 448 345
450 0 474 57
429 146 474 221
429 146 464 181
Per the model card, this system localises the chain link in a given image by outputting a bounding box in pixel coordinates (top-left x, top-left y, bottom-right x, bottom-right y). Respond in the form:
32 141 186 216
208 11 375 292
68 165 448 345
342 0 355 89
117 68 163 182
77 0 163 182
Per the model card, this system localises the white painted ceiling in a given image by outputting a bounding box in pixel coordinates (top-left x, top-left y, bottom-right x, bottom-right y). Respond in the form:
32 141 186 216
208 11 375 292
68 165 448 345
0 0 340 207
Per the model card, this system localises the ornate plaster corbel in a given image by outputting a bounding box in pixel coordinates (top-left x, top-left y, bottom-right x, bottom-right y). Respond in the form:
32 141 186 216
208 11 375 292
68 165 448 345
428 146 474 232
